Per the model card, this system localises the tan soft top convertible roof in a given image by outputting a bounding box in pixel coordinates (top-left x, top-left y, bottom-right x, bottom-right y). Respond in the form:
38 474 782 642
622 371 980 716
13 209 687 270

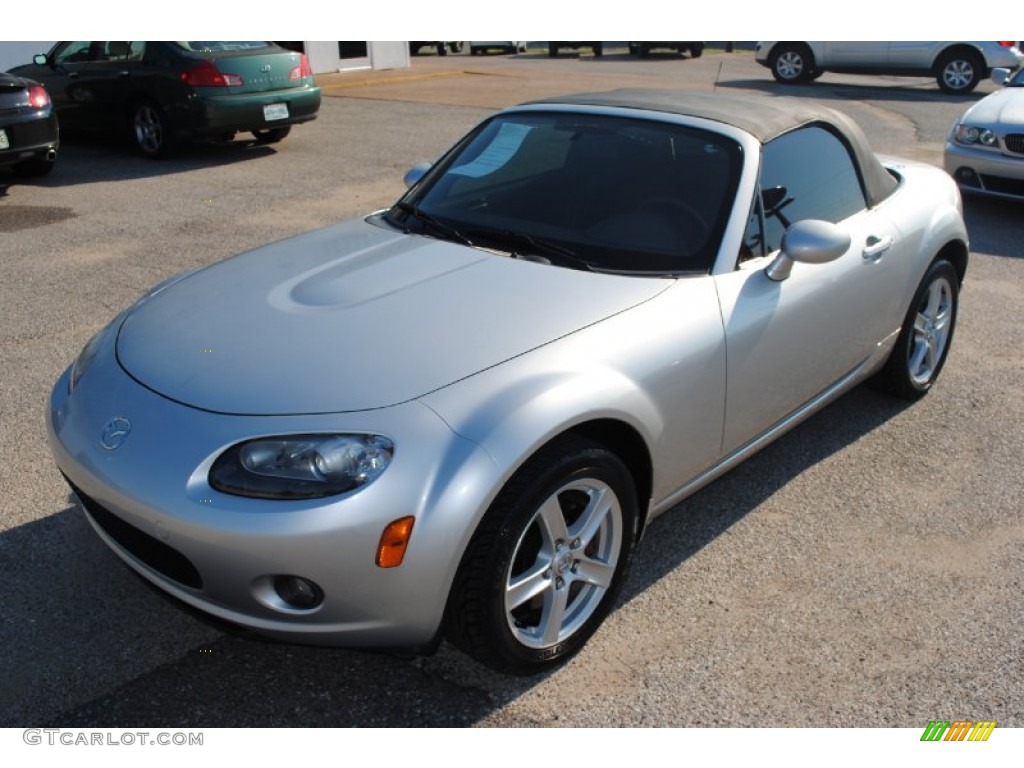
523 89 899 208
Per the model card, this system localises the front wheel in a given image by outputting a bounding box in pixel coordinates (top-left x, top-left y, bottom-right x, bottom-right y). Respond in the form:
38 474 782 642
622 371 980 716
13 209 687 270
445 436 638 675
869 259 959 400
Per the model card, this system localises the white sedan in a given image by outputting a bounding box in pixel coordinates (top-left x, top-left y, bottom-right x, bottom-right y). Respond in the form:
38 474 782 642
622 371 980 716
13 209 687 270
945 67 1024 201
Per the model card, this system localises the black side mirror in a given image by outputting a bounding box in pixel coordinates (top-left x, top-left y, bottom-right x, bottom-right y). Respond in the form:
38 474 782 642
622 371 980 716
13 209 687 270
33 54 50 67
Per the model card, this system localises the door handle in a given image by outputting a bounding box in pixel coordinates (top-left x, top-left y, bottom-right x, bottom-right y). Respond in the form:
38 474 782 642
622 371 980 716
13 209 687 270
862 234 892 262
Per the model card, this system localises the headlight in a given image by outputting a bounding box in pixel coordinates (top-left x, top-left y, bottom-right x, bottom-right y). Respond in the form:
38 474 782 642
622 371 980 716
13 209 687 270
209 434 394 499
954 124 998 147
68 330 104 394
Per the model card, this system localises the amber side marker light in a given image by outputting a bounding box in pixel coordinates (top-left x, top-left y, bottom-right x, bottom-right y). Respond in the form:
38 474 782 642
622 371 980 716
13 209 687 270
376 516 415 568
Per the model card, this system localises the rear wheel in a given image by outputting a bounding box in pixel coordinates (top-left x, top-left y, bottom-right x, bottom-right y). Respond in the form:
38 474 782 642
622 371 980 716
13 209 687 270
251 127 291 144
132 100 175 158
770 43 815 83
869 259 959 400
936 49 984 94
445 435 638 675
689 43 704 58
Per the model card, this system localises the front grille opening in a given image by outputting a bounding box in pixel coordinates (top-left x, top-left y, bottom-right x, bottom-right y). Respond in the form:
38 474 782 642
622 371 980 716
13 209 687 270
66 479 204 590
979 173 1024 197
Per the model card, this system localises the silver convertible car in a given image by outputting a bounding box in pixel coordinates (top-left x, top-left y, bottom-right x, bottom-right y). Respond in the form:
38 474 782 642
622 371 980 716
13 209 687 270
49 90 968 675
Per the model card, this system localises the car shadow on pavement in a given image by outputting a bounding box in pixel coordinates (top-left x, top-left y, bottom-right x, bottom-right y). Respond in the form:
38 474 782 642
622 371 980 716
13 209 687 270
716 78 992 104
961 197 1024 259
0 136 280 189
1 386 913 727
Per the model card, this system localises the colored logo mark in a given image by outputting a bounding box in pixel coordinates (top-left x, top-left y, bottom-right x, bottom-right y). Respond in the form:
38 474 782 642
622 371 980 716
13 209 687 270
920 720 996 742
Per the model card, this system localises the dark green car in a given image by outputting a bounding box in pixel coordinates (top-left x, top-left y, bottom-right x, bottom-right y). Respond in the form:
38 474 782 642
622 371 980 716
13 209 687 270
10 41 321 158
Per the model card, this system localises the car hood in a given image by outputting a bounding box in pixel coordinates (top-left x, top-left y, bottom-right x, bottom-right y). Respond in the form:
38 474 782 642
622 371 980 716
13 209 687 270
116 217 668 415
962 87 1024 127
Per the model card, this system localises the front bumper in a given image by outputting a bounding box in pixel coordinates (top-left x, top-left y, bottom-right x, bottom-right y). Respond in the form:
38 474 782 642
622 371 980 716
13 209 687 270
944 140 1024 201
47 345 498 648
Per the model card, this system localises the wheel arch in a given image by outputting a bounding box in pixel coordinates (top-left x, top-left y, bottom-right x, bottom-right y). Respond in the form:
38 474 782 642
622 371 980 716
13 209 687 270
932 43 986 73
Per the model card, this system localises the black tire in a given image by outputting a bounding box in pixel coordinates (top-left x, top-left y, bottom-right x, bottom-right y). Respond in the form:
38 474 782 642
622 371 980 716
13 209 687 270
251 127 291 144
638 43 651 58
548 44 558 57
445 435 638 675
628 43 638 56
770 43 815 84
448 42 464 54
132 100 175 158
593 43 603 57
936 49 984 94
436 44 447 56
12 153 56 177
869 259 959 400
690 43 704 58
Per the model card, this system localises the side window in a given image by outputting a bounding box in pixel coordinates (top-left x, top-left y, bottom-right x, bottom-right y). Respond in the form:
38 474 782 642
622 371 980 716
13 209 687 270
758 125 867 254
54 42 99 65
101 42 145 62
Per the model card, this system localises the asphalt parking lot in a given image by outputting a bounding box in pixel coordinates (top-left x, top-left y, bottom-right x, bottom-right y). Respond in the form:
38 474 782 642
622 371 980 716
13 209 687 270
1 47 1021 727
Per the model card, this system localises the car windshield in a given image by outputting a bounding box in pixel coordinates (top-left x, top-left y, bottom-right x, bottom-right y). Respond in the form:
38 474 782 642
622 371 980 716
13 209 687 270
386 111 743 275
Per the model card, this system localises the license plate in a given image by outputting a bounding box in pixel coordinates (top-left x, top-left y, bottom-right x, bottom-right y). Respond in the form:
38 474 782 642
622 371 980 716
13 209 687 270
0 129 9 150
263 103 289 121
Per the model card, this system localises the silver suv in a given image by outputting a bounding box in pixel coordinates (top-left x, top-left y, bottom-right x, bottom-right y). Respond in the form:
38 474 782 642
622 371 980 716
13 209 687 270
755 41 1023 94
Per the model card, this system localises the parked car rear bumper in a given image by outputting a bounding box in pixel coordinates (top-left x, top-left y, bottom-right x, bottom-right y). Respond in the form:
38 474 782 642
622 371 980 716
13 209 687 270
172 85 321 138
0 110 58 168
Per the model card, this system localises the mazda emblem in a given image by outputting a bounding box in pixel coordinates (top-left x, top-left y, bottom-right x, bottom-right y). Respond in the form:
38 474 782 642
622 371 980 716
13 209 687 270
100 417 132 450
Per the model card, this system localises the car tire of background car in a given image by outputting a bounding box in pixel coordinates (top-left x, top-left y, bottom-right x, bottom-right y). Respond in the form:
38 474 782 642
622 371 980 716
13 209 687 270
690 43 704 58
548 44 559 57
444 434 638 675
12 153 56 177
869 259 959 400
448 42 464 54
252 127 292 144
132 100 175 159
436 44 447 56
935 49 984 94
593 43 603 57
770 43 815 84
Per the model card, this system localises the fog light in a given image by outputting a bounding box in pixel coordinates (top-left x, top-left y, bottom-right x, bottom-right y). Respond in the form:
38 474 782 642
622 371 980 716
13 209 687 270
954 167 980 188
273 575 324 609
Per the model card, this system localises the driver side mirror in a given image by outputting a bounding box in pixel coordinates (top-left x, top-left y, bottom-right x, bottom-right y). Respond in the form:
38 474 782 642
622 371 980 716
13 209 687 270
33 54 51 67
765 219 851 282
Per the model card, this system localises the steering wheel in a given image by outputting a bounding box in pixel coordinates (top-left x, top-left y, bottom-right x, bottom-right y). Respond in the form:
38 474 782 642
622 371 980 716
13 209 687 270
638 197 710 247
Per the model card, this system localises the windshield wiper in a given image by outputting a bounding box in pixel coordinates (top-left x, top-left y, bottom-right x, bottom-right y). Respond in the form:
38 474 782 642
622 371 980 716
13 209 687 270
391 202 475 248
474 229 595 272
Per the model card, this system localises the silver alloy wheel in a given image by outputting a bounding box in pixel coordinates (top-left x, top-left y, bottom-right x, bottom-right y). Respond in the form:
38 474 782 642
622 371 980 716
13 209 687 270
942 60 974 91
908 275 954 386
134 104 164 155
504 478 623 649
775 50 805 81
